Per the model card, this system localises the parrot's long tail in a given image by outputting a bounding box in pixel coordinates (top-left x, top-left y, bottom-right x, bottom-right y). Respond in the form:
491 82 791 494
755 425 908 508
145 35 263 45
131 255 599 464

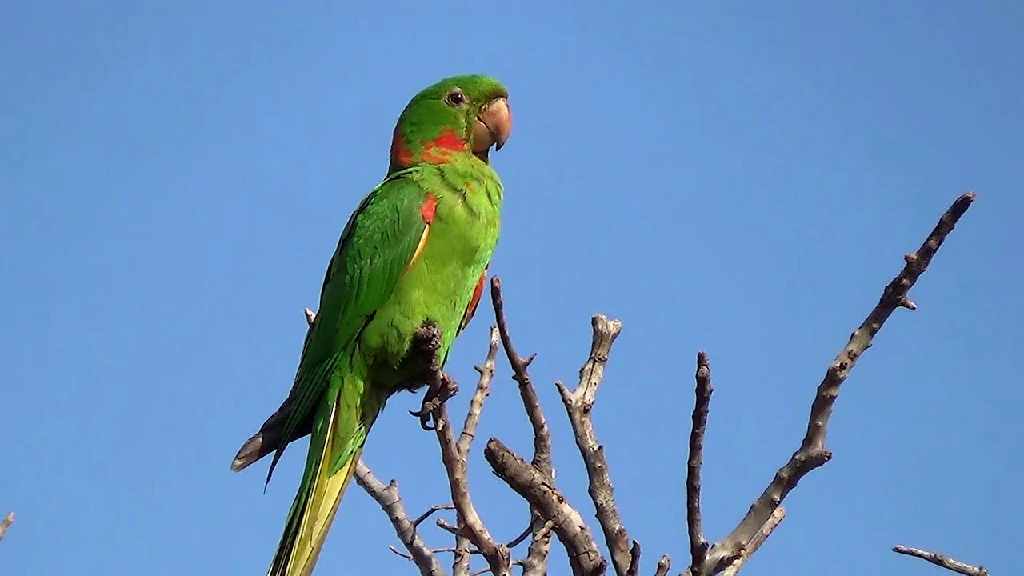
267 354 386 576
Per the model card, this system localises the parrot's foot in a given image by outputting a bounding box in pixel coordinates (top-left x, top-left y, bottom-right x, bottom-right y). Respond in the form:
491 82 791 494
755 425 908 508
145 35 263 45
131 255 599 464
407 321 459 430
410 372 459 430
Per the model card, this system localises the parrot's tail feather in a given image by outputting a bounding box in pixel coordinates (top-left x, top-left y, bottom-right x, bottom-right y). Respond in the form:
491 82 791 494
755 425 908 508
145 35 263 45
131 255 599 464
268 447 362 576
231 432 266 472
231 396 315 475
267 354 383 576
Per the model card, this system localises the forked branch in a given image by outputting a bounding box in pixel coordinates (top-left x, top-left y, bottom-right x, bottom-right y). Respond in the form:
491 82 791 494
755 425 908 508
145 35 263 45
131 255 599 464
684 192 978 576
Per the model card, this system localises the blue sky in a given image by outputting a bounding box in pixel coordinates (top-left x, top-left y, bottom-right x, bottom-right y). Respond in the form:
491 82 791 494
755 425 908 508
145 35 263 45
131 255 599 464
2 1 1020 575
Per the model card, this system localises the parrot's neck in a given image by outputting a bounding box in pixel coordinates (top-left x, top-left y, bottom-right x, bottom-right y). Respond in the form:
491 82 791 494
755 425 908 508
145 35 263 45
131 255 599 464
389 125 478 174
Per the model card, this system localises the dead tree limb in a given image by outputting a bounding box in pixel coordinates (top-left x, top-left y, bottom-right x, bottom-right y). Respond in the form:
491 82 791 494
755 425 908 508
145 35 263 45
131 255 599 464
555 314 632 576
354 462 445 576
448 325 502 576
485 437 606 576
434 401 510 576
683 192 977 576
893 545 989 576
685 352 713 573
490 277 554 576
720 507 785 576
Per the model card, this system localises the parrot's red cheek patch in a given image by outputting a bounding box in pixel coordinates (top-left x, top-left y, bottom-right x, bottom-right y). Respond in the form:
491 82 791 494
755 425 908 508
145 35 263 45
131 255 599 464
420 128 468 164
390 127 415 167
420 194 437 224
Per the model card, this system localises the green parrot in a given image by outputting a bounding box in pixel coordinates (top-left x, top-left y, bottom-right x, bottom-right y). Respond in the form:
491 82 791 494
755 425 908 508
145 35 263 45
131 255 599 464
230 74 512 576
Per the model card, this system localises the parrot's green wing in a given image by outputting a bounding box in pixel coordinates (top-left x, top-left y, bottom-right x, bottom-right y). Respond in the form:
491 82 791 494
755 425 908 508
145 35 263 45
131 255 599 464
263 169 431 483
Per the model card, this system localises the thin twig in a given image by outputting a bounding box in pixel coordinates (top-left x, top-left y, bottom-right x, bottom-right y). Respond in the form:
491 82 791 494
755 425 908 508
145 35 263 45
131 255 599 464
354 461 445 576
893 545 988 576
490 277 554 576
0 512 13 541
414 504 456 528
686 352 713 573
435 403 511 575
687 192 977 576
720 507 785 576
484 438 607 576
506 519 555 550
457 326 501 457
555 314 632 576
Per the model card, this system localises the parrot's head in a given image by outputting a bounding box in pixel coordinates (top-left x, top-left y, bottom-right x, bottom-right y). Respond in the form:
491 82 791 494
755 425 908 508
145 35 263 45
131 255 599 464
389 74 512 172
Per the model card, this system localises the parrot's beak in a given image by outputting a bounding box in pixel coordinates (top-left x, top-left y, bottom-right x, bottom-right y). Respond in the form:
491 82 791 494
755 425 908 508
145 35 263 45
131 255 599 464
472 97 512 162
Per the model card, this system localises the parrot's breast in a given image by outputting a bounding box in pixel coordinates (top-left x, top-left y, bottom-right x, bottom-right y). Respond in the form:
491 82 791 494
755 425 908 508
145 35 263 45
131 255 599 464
361 163 502 385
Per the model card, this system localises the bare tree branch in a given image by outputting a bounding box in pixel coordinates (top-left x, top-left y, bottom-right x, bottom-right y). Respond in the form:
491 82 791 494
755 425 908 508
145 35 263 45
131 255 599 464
457 326 500 458
893 545 989 576
0 512 13 541
555 314 632 576
354 461 445 576
720 507 785 576
683 192 977 575
686 352 713 573
450 324 502 576
490 276 554 575
484 438 607 576
413 504 456 528
434 402 511 576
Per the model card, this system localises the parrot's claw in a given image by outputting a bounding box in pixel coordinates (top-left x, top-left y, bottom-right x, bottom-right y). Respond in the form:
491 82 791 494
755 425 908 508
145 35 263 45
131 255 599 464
409 373 459 430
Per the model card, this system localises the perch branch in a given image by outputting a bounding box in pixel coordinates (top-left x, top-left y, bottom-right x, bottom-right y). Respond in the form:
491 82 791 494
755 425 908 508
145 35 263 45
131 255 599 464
450 324 501 576
555 314 632 576
434 401 511 575
685 192 977 575
686 352 713 573
893 545 988 576
485 438 607 576
490 276 554 575
354 461 445 576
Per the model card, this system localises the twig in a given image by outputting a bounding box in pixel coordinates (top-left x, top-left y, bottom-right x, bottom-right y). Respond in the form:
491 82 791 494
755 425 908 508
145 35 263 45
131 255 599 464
893 545 988 576
555 314 632 576
720 507 785 576
687 192 977 575
490 277 554 576
686 352 713 573
484 438 607 576
0 512 13 541
654 555 670 576
626 541 641 576
434 403 511 575
414 504 456 528
507 520 555 549
457 326 501 458
452 325 501 576
353 461 445 576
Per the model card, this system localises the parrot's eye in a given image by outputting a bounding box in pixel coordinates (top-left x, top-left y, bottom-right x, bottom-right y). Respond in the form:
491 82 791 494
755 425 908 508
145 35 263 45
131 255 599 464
445 89 468 107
